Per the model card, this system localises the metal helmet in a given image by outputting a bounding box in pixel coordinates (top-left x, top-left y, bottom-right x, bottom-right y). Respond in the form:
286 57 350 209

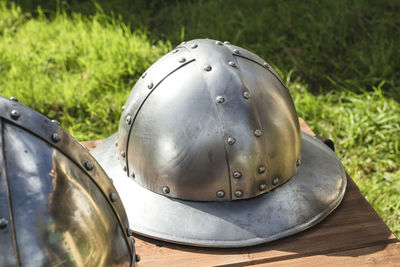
0 97 137 266
94 39 347 247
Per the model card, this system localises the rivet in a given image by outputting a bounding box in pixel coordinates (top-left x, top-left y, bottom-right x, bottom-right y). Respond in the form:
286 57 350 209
243 91 251 99
51 119 60 126
141 72 147 78
162 186 170 194
258 165 266 174
0 217 8 229
84 161 94 170
263 62 270 68
272 177 279 185
216 96 225 104
227 136 236 145
203 65 212 72
121 151 126 158
181 41 186 45
234 190 243 198
191 44 198 49
126 115 132 125
228 61 237 68
254 129 262 137
172 49 179 54
296 159 301 167
10 110 20 120
110 192 117 202
122 105 126 111
131 172 135 178
233 49 240 54
115 141 118 147
147 82 154 90
135 254 141 262
179 57 186 63
215 41 223 46
233 171 242 178
224 41 230 45
123 165 127 171
10 96 18 102
51 133 61 142
216 190 225 198
259 183 267 191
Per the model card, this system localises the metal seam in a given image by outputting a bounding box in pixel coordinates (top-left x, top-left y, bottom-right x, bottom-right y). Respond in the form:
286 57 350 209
181 44 233 199
230 53 272 191
233 54 287 89
0 118 21 267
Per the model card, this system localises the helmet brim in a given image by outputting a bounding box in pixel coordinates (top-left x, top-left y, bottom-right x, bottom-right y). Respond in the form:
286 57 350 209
93 132 346 248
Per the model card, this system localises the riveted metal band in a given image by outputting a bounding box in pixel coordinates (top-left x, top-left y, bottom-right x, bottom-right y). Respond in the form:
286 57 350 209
179 39 269 200
0 97 134 258
118 49 196 177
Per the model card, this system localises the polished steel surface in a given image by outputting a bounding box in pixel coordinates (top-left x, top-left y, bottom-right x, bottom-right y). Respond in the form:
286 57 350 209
93 133 347 247
96 39 346 247
0 97 136 266
117 39 301 201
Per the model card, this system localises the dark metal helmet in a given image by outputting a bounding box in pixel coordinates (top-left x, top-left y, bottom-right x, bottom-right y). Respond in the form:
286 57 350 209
94 39 347 247
0 97 137 266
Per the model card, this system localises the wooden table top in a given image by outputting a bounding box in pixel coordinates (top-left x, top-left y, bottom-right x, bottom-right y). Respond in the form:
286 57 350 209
83 121 399 266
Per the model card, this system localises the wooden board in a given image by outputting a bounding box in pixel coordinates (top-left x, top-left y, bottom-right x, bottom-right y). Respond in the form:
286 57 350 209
82 121 399 266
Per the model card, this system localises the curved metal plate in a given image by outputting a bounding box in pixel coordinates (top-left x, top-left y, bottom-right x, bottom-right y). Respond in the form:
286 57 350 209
3 122 132 266
125 62 231 201
117 49 195 177
0 96 135 265
0 96 129 230
93 132 347 248
180 39 268 200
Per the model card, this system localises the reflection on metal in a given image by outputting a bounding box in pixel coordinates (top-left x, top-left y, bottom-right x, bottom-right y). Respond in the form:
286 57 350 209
0 97 137 266
94 40 346 247
95 39 347 248
95 133 347 248
116 38 301 201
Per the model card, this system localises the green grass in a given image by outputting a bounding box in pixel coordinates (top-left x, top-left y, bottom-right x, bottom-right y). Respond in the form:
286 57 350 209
290 80 400 235
0 1 399 237
11 0 400 99
0 1 170 140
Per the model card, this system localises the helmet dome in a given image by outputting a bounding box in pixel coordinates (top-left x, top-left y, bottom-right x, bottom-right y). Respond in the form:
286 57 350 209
117 39 301 201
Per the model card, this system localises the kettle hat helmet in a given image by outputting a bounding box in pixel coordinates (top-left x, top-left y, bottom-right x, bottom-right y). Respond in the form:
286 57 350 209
94 39 347 247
